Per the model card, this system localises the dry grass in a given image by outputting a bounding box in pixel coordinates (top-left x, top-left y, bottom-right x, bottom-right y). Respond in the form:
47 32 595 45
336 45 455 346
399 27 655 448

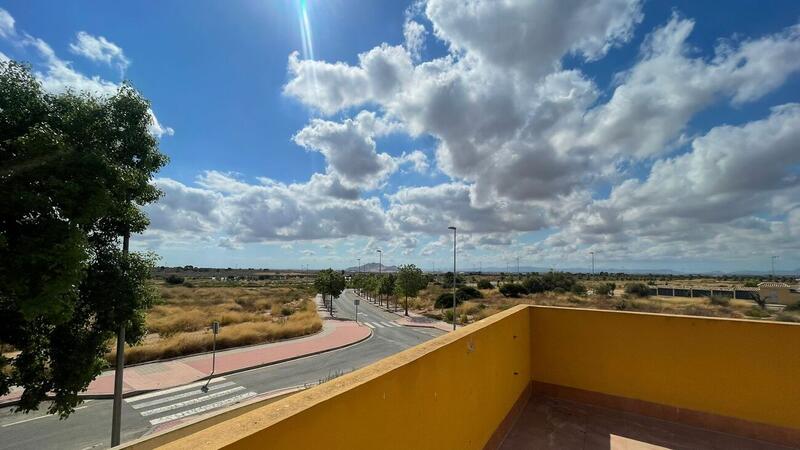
107 283 321 364
411 285 788 326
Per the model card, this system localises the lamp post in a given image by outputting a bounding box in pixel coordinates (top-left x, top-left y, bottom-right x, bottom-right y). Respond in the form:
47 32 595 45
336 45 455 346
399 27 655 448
590 251 595 275
771 255 779 278
448 226 457 331
357 258 361 296
377 249 382 306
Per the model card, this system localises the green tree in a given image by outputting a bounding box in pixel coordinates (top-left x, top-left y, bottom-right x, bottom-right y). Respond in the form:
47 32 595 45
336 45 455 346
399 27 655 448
395 264 426 316
0 61 167 416
379 273 396 311
314 269 346 315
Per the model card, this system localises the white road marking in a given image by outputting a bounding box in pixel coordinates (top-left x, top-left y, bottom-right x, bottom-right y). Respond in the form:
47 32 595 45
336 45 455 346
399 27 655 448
372 322 384 328
382 321 399 327
130 381 237 410
363 322 375 329
125 377 226 403
148 392 256 426
2 402 93 427
140 386 247 417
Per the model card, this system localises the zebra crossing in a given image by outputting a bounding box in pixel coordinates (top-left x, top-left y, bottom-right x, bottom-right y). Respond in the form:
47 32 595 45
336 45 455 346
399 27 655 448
125 377 256 426
361 320 403 329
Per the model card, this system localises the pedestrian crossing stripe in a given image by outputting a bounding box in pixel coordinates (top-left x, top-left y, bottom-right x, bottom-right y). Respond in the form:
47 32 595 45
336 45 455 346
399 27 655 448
140 386 247 417
362 321 402 328
125 377 256 427
148 392 257 426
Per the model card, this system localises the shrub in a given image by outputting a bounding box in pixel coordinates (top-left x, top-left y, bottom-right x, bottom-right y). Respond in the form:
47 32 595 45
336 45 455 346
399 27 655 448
457 286 484 300
499 283 527 298
708 295 730 306
435 292 463 308
552 287 566 294
775 312 800 323
570 283 587 296
594 283 615 296
522 276 545 294
784 300 800 312
165 274 185 285
743 280 759 288
624 283 650 298
745 306 770 318
476 279 493 290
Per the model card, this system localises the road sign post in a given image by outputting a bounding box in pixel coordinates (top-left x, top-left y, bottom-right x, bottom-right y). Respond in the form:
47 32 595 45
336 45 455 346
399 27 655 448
201 321 220 393
354 298 360 324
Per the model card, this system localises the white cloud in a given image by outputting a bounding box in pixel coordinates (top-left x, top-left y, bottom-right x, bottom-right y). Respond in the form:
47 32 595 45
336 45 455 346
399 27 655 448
278 3 800 265
293 110 399 189
425 0 642 78
398 150 429 174
0 8 15 38
143 171 391 244
403 19 426 61
284 44 413 115
0 9 173 139
69 31 130 73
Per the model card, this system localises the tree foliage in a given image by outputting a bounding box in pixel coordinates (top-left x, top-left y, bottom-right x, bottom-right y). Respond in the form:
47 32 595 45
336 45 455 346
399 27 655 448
0 61 167 416
395 264 426 316
314 269 346 314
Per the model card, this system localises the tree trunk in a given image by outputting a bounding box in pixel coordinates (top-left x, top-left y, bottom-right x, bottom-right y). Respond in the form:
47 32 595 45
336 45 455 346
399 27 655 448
405 295 408 316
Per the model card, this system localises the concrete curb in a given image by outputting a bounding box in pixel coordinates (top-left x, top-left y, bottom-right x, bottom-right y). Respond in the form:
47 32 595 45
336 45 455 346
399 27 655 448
0 326 373 408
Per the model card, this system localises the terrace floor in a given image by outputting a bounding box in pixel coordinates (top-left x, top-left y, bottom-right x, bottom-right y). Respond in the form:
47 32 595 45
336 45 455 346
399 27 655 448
499 396 794 450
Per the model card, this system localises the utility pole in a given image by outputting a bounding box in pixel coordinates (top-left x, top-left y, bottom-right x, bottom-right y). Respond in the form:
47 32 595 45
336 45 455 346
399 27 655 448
516 256 520 280
448 226 457 331
111 229 129 447
771 255 779 277
590 251 595 275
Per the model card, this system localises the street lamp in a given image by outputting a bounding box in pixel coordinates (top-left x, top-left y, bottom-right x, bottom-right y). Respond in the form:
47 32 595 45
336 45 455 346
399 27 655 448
590 251 595 275
448 226 457 331
771 255 779 278
377 249 382 306
357 258 361 296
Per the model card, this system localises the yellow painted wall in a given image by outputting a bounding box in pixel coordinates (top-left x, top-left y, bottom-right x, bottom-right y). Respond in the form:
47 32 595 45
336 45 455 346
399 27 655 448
529 306 800 430
154 305 531 450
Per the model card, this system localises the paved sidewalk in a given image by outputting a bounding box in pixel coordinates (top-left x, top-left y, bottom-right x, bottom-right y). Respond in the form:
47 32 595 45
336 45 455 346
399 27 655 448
0 310 370 407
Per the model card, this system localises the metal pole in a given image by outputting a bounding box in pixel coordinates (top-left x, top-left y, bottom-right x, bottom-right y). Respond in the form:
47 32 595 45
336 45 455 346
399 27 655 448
771 256 778 277
591 251 595 275
449 227 457 331
111 230 129 447
377 250 382 307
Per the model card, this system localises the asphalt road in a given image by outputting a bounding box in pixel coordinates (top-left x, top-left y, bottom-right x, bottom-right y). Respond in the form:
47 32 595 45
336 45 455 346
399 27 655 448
0 290 443 450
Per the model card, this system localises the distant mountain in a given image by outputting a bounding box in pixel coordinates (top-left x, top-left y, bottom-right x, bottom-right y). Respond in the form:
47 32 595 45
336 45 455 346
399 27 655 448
344 262 398 273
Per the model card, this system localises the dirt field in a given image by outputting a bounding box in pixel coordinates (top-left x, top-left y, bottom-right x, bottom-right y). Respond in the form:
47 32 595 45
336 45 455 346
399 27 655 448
107 281 321 365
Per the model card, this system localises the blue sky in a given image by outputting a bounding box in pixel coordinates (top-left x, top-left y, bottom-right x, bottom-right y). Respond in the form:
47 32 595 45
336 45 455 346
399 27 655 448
2 1 800 273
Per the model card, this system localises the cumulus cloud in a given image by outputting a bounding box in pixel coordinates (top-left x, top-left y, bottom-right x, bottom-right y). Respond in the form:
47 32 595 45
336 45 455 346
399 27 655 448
425 0 642 77
69 31 130 73
143 171 391 244
403 19 426 61
293 110 400 189
273 1 800 265
284 44 413 115
550 104 800 258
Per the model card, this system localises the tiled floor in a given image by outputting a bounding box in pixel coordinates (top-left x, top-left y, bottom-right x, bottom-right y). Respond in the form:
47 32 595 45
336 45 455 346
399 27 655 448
499 396 795 450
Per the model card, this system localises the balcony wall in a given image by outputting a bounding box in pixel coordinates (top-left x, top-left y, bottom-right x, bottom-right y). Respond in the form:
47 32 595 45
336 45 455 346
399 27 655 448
128 305 800 449
529 306 800 444
140 305 531 450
